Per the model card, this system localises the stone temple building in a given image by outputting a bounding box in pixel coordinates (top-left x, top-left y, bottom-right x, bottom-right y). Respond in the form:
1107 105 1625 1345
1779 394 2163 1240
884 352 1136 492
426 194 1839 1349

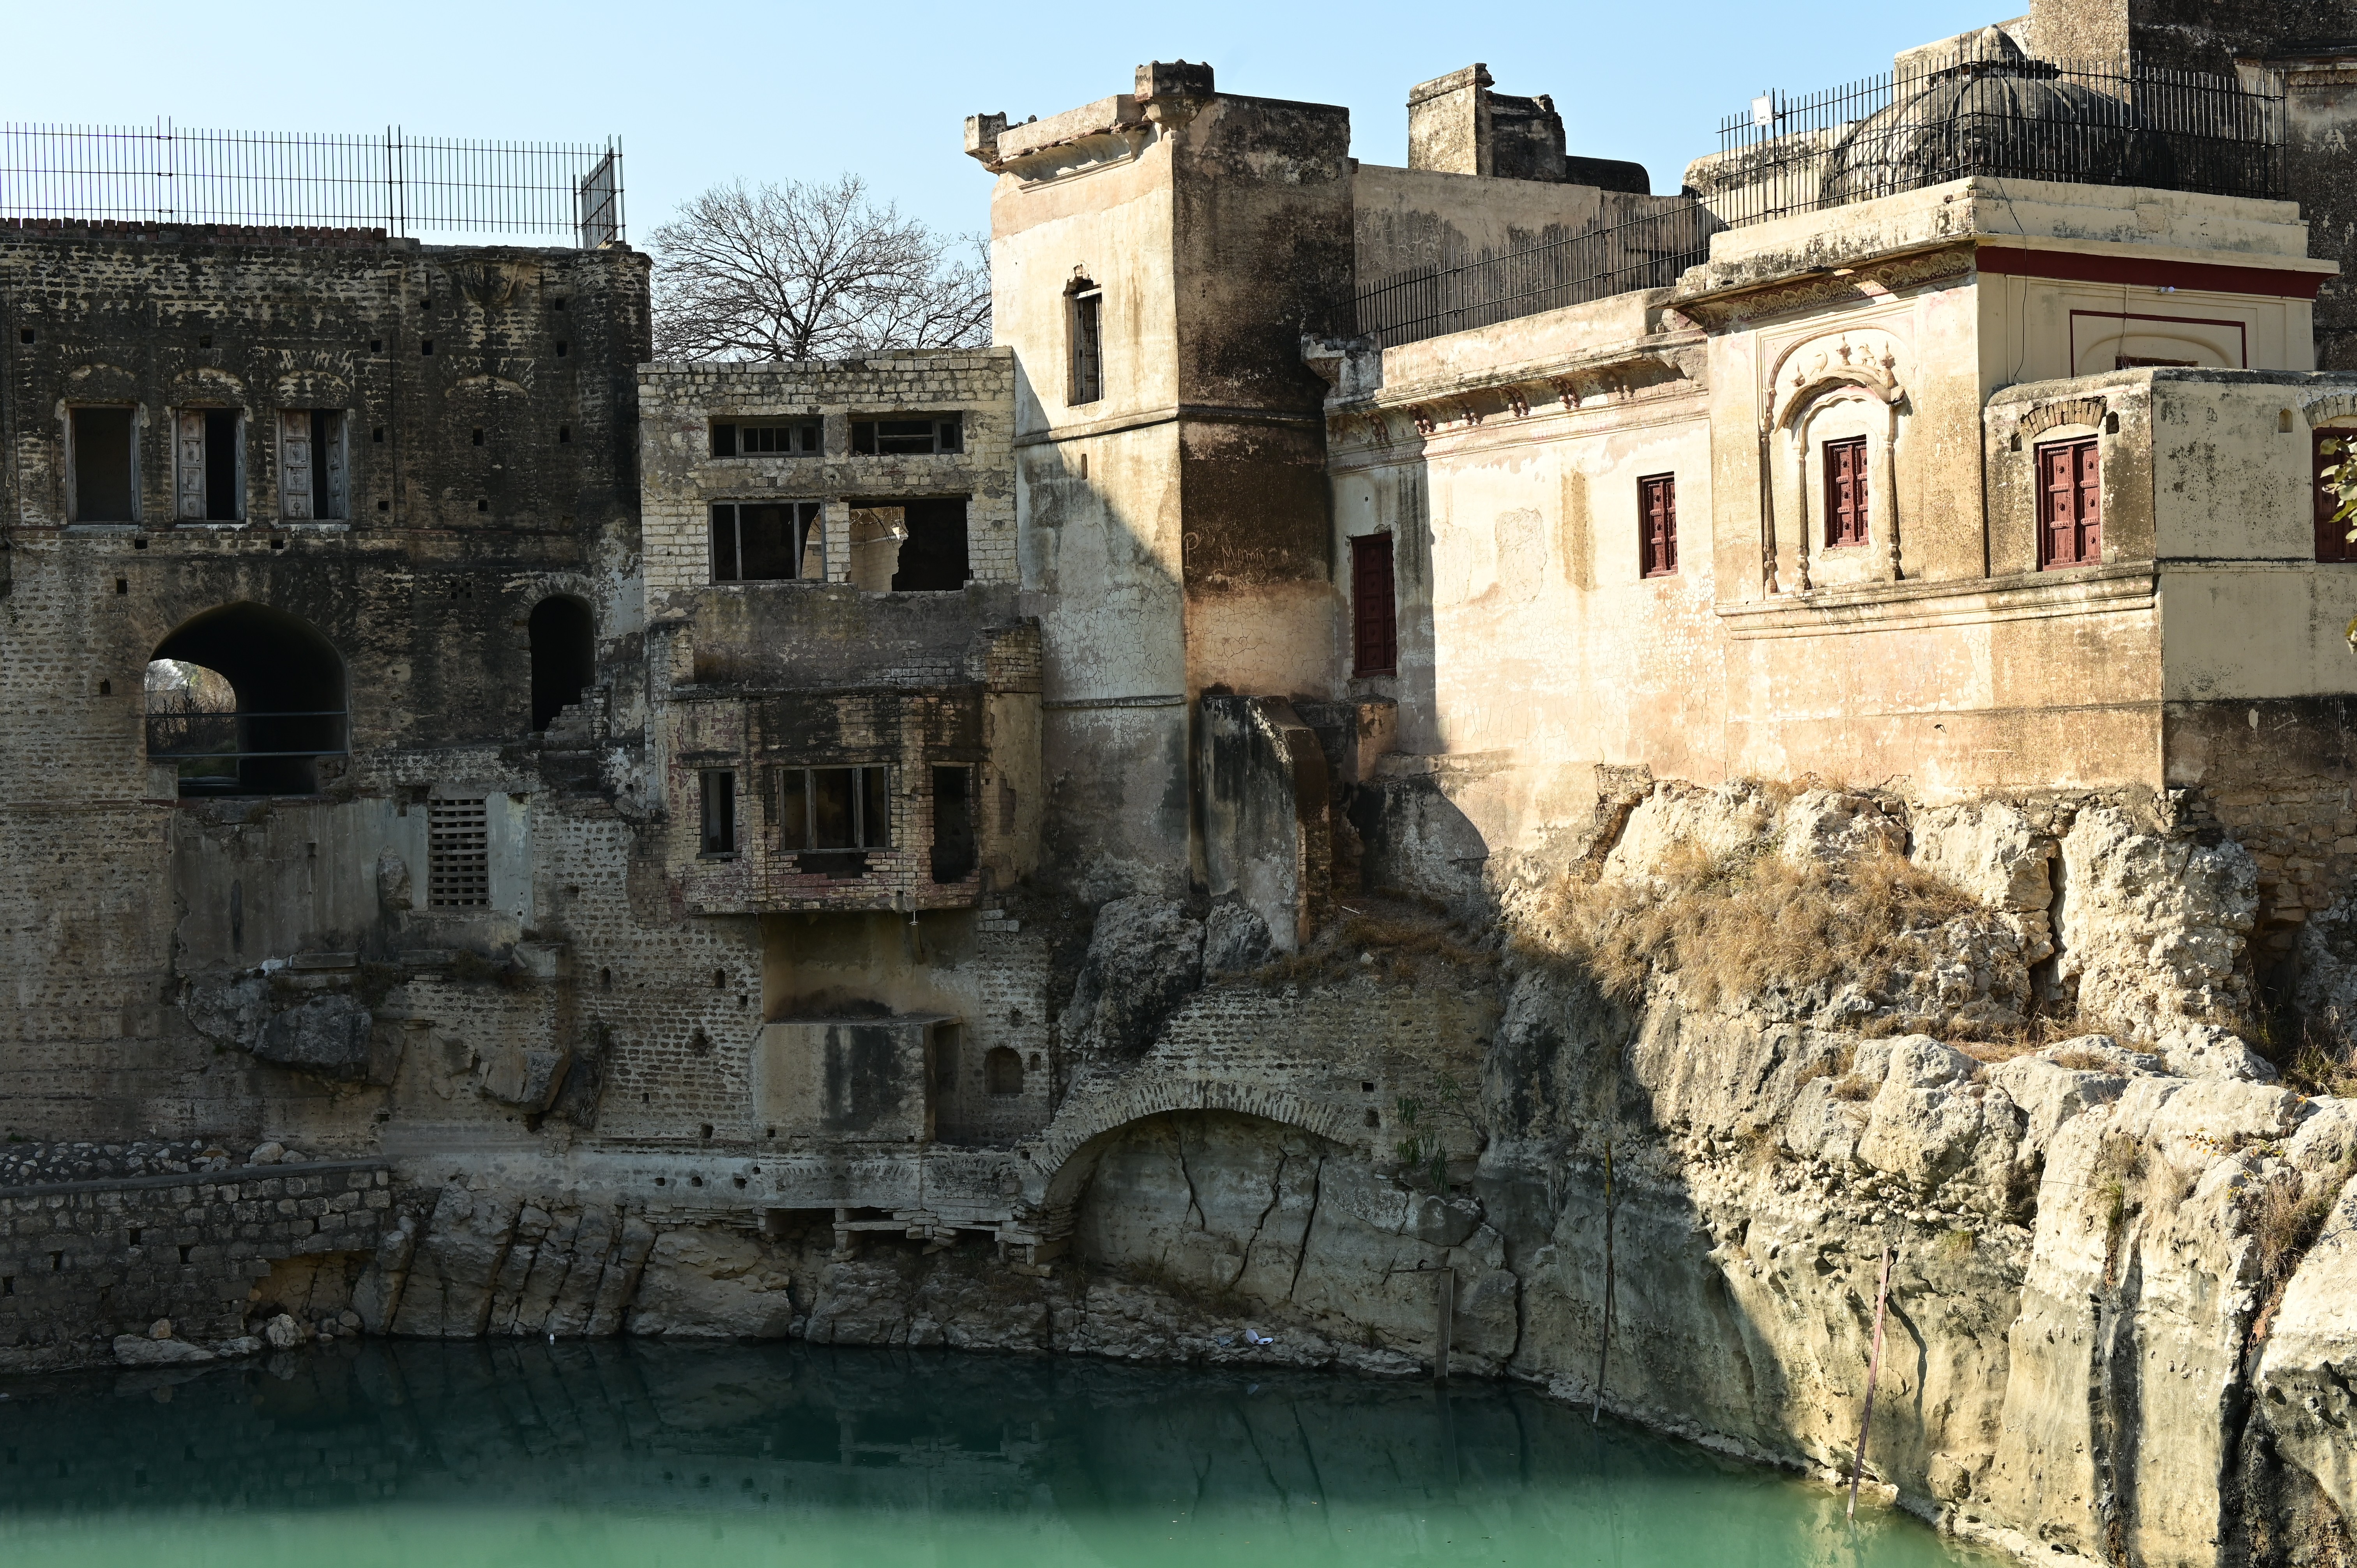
8 2 2357 1561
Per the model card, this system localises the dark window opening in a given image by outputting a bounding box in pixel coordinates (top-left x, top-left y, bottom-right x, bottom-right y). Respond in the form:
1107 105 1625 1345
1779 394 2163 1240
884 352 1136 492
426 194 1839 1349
710 501 821 583
420 339 434 356
428 797 491 907
69 407 136 522
279 410 346 521
710 420 821 457
471 428 484 446
930 1022 961 1097
930 765 977 883
1069 284 1103 405
558 426 571 443
528 595 595 732
851 416 962 456
1639 473 1678 578
984 1046 1023 1097
1350 533 1397 677
1824 436 1869 548
2317 431 2356 562
776 765 890 852
127 1228 141 1247
700 770 738 856
177 1245 192 1264
147 603 347 796
862 496 967 592
2039 437 2101 569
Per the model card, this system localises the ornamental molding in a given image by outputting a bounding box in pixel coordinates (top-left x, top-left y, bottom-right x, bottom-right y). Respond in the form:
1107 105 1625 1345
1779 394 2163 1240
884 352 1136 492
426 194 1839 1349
1677 244 1974 328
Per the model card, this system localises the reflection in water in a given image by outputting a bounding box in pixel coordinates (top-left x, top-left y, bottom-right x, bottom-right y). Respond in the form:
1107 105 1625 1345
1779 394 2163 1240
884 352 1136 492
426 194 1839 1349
0 1342 1991 1566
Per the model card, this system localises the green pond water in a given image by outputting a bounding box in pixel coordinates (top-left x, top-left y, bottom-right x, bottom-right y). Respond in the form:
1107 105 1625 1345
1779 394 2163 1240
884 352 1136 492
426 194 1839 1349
0 1342 2000 1567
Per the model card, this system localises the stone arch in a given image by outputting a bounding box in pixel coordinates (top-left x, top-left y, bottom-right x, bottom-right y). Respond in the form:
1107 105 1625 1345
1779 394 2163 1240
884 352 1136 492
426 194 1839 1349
2021 396 2109 439
2303 392 2357 429
1036 1080 1360 1209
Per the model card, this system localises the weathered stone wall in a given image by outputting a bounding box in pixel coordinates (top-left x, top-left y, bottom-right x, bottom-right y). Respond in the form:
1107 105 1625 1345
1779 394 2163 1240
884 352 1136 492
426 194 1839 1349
0 1160 394 1371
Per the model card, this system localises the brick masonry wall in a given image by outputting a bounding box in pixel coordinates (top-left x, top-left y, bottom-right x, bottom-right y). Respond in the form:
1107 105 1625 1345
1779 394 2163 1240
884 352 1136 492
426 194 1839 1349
638 352 1018 603
0 1162 394 1371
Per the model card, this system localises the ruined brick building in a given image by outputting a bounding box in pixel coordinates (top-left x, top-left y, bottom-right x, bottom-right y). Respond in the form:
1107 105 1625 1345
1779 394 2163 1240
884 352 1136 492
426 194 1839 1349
7 3 2357 1560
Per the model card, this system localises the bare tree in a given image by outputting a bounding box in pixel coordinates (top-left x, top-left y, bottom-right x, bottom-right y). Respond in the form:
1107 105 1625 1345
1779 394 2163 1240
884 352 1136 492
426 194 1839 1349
650 176 990 361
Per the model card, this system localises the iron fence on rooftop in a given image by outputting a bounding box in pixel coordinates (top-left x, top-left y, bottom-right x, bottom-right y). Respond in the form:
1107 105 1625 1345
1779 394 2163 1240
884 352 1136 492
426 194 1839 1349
0 122 624 245
1707 42 2284 229
1353 201 1716 349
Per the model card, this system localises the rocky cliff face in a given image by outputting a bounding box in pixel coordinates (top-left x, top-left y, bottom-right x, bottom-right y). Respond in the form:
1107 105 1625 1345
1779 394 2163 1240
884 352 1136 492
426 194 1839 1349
322 782 2356 1566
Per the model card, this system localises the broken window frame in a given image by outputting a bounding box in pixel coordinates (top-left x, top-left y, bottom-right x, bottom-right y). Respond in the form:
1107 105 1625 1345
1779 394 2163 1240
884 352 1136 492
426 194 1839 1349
174 406 247 523
772 765 891 853
277 408 349 522
65 404 140 524
699 769 739 857
709 500 823 583
850 415 963 456
1069 283 1104 405
710 419 822 458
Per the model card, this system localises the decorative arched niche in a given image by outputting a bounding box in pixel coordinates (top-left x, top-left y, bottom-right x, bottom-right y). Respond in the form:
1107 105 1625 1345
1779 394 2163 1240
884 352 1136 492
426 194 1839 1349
1764 331 1908 592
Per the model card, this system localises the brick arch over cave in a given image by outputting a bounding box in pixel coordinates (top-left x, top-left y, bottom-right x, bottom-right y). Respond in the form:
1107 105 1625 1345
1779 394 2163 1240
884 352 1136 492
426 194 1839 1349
1034 1080 1361 1210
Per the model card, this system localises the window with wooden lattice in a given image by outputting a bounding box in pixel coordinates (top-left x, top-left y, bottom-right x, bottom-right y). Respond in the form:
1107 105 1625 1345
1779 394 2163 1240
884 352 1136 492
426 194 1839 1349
427 798 491 908
2037 437 2101 569
1639 473 1677 577
1824 436 1868 547
1350 532 1396 677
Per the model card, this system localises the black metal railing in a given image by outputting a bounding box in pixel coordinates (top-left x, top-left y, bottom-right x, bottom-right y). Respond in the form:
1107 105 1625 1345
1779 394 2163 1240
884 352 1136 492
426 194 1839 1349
1705 42 2283 229
1355 202 1716 349
0 122 625 244
145 709 347 763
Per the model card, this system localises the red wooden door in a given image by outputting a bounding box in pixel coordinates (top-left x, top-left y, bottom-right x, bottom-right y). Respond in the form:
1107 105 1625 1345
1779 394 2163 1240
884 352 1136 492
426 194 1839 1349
1350 533 1397 676
2039 438 2101 568
1641 475 1676 576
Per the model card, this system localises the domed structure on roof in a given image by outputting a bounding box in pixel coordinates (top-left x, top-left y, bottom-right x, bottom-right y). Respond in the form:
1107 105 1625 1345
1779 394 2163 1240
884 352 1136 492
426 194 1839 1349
1820 28 2175 207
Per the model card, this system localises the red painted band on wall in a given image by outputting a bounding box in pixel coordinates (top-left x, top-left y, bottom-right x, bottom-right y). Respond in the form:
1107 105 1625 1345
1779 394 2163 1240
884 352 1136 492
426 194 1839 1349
1975 244 2330 300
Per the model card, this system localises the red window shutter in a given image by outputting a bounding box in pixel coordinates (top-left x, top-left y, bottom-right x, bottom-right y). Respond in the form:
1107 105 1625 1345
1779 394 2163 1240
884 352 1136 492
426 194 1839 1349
1639 474 1677 577
1350 533 1397 676
2038 438 2101 568
1825 438 1868 547
2318 433 2352 563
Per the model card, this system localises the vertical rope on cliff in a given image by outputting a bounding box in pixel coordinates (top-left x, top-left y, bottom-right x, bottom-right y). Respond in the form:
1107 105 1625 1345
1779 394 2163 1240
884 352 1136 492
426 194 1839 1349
1592 1137 1615 1426
1847 1244 1894 1521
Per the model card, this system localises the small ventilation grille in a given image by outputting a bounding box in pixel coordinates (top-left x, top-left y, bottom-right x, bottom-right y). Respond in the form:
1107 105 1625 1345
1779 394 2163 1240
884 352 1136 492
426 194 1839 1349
428 798 491 908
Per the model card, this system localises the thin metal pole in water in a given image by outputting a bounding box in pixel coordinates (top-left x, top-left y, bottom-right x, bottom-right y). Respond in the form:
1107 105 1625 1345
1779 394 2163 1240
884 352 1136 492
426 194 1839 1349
1592 1137 1615 1425
1848 1245 1894 1520
1433 1264 1453 1383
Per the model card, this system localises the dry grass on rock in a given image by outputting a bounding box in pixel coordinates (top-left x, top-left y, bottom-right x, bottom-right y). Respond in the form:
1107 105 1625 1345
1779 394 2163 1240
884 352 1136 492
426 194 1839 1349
1523 842 1976 1014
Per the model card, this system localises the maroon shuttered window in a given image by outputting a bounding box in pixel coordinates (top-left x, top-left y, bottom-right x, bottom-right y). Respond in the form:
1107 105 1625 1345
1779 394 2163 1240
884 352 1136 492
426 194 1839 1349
2037 438 2101 569
1350 532 1397 677
1639 473 1677 577
2317 432 2355 562
1824 436 1869 547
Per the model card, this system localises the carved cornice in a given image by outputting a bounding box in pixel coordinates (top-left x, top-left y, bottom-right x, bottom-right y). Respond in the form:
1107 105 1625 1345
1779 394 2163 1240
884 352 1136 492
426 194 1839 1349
1675 245 1975 328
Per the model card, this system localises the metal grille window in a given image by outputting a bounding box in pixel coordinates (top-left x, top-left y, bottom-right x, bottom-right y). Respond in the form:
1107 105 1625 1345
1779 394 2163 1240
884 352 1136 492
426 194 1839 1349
428 798 491 908
1069 286 1103 404
710 420 821 457
1824 438 1869 548
710 501 821 582
1639 473 1678 577
2039 438 2102 569
774 766 890 852
1350 533 1398 677
851 417 962 456
699 770 737 856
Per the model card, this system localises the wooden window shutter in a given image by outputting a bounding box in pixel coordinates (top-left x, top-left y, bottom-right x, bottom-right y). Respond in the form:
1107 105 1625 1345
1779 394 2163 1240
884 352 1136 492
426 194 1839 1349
2318 433 2352 562
175 411 206 521
1825 437 1868 547
280 410 313 521
2038 437 2101 568
1640 474 1677 577
1350 532 1397 676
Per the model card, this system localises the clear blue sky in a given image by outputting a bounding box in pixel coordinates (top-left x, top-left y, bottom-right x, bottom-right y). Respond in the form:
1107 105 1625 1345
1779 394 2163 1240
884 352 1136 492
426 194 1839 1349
9 0 1998 244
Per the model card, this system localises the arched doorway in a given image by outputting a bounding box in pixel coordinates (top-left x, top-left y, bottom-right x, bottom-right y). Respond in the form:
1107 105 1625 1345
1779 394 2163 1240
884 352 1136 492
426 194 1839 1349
148 604 346 796
529 595 595 733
